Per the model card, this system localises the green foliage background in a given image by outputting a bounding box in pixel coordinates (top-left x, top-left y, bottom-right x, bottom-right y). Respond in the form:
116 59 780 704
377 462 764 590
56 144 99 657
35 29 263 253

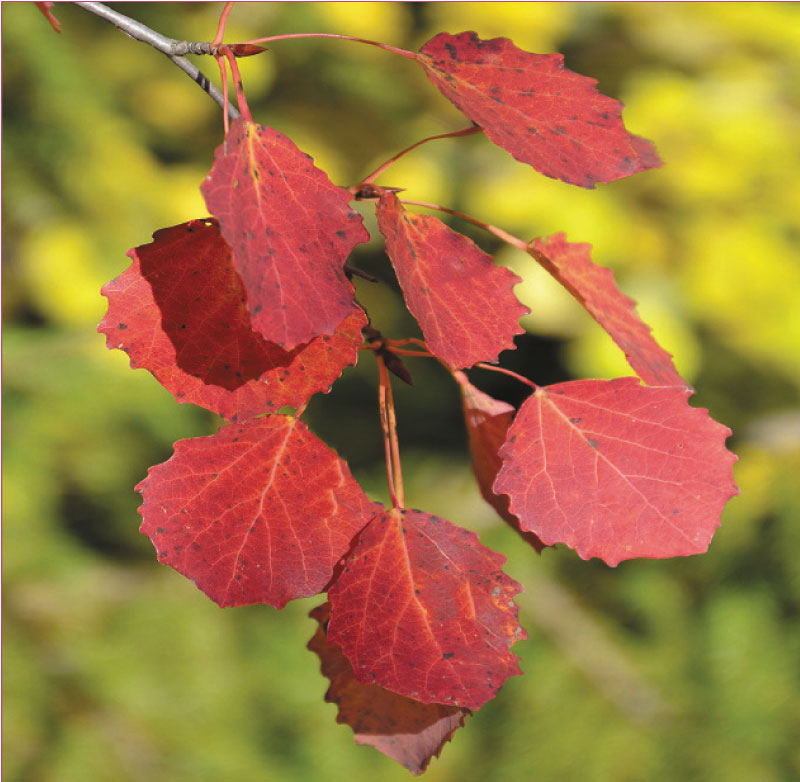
3 3 799 780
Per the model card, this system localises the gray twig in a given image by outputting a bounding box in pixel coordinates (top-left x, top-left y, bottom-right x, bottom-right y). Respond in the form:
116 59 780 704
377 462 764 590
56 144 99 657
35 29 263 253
73 2 240 119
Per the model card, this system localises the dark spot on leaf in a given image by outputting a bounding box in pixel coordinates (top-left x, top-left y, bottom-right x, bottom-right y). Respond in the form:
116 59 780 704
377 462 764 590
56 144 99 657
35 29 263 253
442 652 455 659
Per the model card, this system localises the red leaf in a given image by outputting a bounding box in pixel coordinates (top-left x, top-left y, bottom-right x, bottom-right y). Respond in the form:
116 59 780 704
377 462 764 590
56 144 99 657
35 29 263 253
99 220 366 423
453 372 545 552
529 234 685 388
327 507 525 711
494 378 739 566
308 602 469 775
376 193 526 368
201 117 369 348
417 32 661 188
137 416 382 608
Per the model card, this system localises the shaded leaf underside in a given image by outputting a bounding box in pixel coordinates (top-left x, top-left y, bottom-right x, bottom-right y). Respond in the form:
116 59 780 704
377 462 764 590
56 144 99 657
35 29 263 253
99 220 367 423
453 371 546 551
309 602 469 775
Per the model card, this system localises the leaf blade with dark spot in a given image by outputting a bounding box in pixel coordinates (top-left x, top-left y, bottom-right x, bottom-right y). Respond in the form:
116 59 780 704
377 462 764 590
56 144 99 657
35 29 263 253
494 378 739 566
418 32 661 188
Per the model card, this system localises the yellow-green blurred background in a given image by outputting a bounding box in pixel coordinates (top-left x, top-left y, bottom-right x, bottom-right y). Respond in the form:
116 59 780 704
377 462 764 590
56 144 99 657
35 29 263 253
4 3 800 780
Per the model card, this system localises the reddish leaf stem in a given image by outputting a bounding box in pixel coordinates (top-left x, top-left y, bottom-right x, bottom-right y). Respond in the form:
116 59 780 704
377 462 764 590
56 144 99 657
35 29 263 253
361 125 482 185
220 46 253 123
212 1 235 46
386 347 434 358
240 32 417 60
473 362 539 390
387 337 428 350
399 200 529 251
35 2 62 33
377 354 405 508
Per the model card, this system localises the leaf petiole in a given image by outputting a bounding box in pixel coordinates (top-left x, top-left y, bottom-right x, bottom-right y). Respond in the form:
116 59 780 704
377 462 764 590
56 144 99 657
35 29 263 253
212 1 235 47
472 362 538 390
398 200 529 251
360 125 481 186
377 354 404 508
219 45 254 123
239 32 417 60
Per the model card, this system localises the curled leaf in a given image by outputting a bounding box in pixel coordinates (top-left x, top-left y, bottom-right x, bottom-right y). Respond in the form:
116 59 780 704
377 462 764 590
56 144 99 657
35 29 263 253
529 234 685 388
99 220 367 423
453 371 545 551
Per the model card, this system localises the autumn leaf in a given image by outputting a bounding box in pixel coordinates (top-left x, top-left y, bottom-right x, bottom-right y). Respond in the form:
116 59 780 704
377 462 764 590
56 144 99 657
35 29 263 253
201 117 369 348
308 602 469 775
376 193 527 368
327 507 525 711
417 32 661 188
453 371 545 552
494 378 739 566
137 416 382 608
529 234 685 387
99 220 367 423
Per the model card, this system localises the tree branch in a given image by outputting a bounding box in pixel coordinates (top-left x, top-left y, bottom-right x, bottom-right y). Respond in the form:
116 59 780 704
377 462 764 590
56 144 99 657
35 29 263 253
73 2 240 119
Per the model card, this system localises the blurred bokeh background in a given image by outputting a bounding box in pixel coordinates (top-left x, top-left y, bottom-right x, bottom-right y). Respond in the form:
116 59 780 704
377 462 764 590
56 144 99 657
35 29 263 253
3 3 800 780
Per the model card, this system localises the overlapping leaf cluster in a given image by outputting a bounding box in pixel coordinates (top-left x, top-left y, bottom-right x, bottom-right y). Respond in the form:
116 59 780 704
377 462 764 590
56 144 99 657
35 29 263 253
99 32 738 774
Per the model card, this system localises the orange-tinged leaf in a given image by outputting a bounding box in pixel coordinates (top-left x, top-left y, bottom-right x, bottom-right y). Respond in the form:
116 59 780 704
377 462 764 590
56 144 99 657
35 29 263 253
494 378 739 566
453 372 545 552
99 220 367 423
308 602 469 775
529 234 686 387
201 117 369 348
376 193 526 368
137 416 382 608
327 508 525 711
418 32 661 188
